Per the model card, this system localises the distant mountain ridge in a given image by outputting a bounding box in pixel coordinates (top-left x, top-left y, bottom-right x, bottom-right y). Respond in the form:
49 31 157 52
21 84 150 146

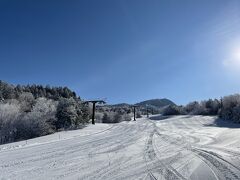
135 98 175 108
104 98 175 110
108 103 130 107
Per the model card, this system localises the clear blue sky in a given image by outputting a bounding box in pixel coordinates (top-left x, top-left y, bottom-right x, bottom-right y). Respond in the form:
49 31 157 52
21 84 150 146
1 0 240 105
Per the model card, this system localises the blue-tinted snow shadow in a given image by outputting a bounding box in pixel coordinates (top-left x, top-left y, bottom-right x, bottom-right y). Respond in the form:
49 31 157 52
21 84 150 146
149 115 173 121
204 118 240 128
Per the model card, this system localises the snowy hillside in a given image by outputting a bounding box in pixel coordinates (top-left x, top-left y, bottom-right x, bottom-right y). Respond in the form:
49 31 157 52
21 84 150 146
1 115 240 180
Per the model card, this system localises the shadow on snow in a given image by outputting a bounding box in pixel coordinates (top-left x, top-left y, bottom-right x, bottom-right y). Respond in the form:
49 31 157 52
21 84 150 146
204 118 240 129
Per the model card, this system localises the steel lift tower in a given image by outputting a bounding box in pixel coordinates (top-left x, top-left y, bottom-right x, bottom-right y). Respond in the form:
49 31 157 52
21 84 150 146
85 100 106 125
132 105 138 121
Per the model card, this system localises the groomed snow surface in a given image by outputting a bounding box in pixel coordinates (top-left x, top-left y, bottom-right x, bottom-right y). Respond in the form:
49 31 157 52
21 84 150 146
1 115 240 180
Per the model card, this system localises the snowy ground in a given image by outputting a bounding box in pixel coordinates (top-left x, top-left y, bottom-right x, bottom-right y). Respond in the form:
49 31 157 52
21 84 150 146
1 115 240 180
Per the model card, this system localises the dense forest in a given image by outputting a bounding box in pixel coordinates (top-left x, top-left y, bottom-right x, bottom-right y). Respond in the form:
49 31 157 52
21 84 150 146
0 80 90 144
162 94 240 123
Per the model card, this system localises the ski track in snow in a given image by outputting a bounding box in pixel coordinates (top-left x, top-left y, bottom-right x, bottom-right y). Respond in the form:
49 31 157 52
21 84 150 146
1 115 240 180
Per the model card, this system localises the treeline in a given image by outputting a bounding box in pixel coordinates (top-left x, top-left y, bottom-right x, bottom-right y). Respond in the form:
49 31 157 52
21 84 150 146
0 80 90 144
0 80 77 101
95 105 134 123
162 94 240 123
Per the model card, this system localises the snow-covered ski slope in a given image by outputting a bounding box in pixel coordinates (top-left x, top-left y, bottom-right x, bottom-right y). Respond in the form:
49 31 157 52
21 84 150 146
1 115 240 180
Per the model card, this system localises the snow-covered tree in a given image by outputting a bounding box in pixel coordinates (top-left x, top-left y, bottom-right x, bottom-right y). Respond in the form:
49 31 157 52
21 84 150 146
0 102 20 143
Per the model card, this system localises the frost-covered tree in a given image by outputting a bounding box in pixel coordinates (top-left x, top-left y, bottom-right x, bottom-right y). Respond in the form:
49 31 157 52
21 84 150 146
18 98 58 138
184 101 203 115
162 105 184 115
219 94 240 122
0 102 21 143
56 98 78 129
0 80 16 99
18 92 35 113
102 113 111 123
232 105 240 123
